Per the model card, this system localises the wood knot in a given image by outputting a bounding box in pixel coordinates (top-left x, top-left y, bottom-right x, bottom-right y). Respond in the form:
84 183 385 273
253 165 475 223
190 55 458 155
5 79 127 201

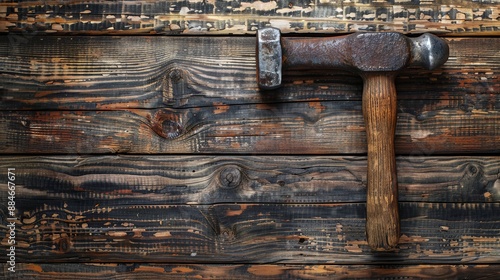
150 111 184 139
465 163 481 177
55 235 72 253
219 165 242 189
460 163 487 196
219 227 236 242
163 67 193 106
162 120 183 139
468 164 478 175
169 68 184 82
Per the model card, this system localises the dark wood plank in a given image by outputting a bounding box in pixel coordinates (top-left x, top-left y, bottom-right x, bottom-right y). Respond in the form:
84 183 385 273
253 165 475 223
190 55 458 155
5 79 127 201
1 36 498 109
1 100 499 154
0 202 499 263
1 0 499 35
1 156 498 204
2 263 500 279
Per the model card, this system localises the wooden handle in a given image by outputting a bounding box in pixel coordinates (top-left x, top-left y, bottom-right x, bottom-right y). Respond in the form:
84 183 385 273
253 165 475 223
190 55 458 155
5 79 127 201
362 73 400 251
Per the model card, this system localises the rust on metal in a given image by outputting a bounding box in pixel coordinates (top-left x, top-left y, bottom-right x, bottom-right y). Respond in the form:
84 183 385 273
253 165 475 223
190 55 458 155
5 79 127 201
257 28 449 89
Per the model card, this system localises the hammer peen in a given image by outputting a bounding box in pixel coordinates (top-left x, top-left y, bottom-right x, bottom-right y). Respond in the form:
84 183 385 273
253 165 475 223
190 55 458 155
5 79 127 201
256 28 449 251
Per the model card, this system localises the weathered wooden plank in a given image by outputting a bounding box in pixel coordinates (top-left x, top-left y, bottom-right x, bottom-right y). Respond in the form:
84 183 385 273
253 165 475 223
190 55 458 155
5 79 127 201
1 100 499 154
1 0 499 35
0 202 499 263
2 263 500 279
0 36 498 110
1 156 498 204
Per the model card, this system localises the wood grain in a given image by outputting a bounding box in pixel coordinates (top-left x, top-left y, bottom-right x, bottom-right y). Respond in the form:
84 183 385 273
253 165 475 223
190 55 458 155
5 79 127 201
1 2 499 274
1 156 498 204
362 73 399 250
0 37 498 110
2 263 500 279
1 99 499 154
1 0 499 35
0 202 499 263
2 155 498 264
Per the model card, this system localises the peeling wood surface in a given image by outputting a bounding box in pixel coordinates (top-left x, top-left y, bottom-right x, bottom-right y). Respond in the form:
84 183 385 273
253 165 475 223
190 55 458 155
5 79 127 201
0 0 499 35
1 102 499 154
2 263 500 279
0 36 498 110
0 200 500 263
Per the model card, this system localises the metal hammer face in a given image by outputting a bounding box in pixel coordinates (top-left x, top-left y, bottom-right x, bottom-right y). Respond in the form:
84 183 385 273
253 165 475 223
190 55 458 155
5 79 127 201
256 28 449 251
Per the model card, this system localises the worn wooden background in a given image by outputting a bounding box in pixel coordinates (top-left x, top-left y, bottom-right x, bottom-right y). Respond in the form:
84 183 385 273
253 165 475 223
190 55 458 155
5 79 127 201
1 0 500 279
0 0 499 35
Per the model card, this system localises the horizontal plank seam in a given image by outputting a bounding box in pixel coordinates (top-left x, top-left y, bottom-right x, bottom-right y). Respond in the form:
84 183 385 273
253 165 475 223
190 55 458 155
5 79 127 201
5 95 500 112
9 261 500 266
2 152 500 157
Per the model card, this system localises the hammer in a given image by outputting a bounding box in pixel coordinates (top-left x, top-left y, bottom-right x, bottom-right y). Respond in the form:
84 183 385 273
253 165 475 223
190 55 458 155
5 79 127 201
256 28 449 251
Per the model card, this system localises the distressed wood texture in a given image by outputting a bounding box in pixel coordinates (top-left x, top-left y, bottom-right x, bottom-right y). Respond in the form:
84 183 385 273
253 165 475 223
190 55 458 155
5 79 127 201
362 74 400 250
2 263 500 279
1 156 499 264
0 36 498 110
1 4 499 277
0 156 498 204
1 101 499 154
1 201 500 263
0 0 499 35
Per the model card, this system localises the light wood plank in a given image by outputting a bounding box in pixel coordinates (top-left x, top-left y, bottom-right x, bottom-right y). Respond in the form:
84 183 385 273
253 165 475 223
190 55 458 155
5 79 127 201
1 0 499 35
2 263 500 279
0 37 498 109
0 203 499 263
0 156 498 204
1 100 499 154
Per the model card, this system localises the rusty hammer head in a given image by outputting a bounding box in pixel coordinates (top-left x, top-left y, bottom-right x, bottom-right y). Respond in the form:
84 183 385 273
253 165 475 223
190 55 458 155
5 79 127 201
257 27 449 89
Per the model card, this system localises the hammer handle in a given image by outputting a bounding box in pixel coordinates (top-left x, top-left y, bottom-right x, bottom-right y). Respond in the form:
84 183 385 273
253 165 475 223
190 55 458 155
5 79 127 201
362 73 400 250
